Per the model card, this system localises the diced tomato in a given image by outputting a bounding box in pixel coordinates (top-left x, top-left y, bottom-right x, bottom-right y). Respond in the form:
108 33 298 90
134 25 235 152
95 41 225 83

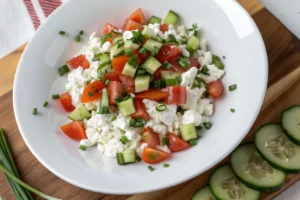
67 54 90 69
142 147 171 164
128 8 146 25
141 128 160 148
160 24 169 33
133 50 150 64
102 23 117 34
104 71 122 82
153 67 163 80
135 90 168 101
207 80 224 98
122 19 144 31
60 121 87 141
167 133 190 152
120 75 135 94
162 86 187 104
170 57 200 73
59 92 75 112
156 44 180 63
81 80 105 103
106 38 113 44
107 81 125 105
111 55 129 71
189 57 201 69
131 100 150 120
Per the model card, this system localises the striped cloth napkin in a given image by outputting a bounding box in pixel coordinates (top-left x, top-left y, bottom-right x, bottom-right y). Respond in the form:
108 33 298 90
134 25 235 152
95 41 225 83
0 0 68 58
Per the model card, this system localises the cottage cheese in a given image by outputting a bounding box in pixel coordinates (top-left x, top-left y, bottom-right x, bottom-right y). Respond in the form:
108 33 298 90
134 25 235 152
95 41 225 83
199 64 225 83
180 87 206 110
182 110 202 126
123 30 134 40
197 50 213 66
181 67 198 88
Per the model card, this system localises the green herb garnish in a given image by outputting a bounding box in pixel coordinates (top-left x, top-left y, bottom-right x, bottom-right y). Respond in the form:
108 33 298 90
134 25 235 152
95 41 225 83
148 165 155 171
120 136 129 144
52 94 60 99
59 30 65 35
32 108 38 115
43 101 48 107
229 84 237 91
163 163 169 168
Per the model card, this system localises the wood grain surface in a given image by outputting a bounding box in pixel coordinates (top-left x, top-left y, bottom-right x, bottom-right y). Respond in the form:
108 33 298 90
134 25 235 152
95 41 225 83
1 1 300 200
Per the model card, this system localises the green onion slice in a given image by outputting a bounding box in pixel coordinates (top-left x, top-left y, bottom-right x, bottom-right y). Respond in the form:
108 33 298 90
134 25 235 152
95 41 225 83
156 103 167 112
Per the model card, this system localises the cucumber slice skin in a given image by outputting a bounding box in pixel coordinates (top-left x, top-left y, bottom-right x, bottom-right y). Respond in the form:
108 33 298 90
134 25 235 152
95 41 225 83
255 123 300 173
164 10 179 25
281 105 300 146
191 185 216 200
148 16 162 24
209 164 260 200
230 143 287 192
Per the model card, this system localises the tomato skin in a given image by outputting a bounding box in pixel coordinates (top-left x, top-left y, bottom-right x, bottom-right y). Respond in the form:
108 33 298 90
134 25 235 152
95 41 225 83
160 24 169 33
67 55 90 69
107 81 125 105
142 147 171 164
102 23 117 34
156 44 180 63
104 71 122 82
131 100 150 120
162 86 187 104
122 19 144 31
189 57 201 69
135 90 168 101
207 80 224 98
120 75 135 94
141 128 160 148
106 38 113 44
170 57 200 73
153 67 163 80
59 92 75 112
81 80 105 103
60 121 87 141
128 8 146 25
167 133 190 152
111 55 129 71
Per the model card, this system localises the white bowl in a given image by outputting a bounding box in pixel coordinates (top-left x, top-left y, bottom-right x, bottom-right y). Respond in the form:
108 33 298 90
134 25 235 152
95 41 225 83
13 0 268 194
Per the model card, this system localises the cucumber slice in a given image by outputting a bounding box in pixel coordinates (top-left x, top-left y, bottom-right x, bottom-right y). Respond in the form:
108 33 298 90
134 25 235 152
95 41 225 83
143 39 163 55
142 27 155 38
112 36 123 44
191 185 216 200
110 44 124 59
122 149 136 163
164 10 179 25
209 164 260 200
122 62 137 77
135 75 150 93
230 143 286 192
161 70 181 86
281 105 300 145
148 16 161 24
124 40 140 50
98 88 109 114
68 104 91 121
180 123 197 141
255 123 300 173
118 97 136 117
141 56 161 74
187 36 200 54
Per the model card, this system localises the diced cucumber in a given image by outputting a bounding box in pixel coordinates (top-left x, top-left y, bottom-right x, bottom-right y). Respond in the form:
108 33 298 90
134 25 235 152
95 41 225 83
212 55 224 69
230 143 286 192
112 36 123 44
122 62 137 77
142 26 155 38
110 44 124 59
68 104 91 121
148 16 161 24
118 97 136 117
209 164 260 200
152 35 164 43
141 56 161 74
124 40 140 50
98 88 109 114
281 105 300 145
161 70 181 86
187 36 200 54
180 123 197 141
255 123 300 173
98 53 111 70
191 185 216 200
135 75 150 93
143 39 163 56
122 149 136 163
164 10 179 25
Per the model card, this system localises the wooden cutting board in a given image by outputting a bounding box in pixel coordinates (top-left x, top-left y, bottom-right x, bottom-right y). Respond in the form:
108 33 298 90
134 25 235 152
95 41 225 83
1 7 300 200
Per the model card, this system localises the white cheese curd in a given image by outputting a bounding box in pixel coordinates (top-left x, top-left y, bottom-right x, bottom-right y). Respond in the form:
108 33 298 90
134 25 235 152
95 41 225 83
113 114 131 131
180 87 206 110
65 67 93 106
143 99 158 109
178 45 190 57
152 124 167 136
80 139 95 147
104 138 125 157
156 145 171 153
148 23 164 38
80 32 103 62
97 143 105 153
197 98 211 114
200 38 208 51
181 67 198 88
136 143 148 156
199 64 225 83
182 110 202 126
158 105 178 127
88 61 100 79
198 51 213 66
84 100 100 111
101 41 112 52
201 116 210 123
177 25 186 36
123 30 134 40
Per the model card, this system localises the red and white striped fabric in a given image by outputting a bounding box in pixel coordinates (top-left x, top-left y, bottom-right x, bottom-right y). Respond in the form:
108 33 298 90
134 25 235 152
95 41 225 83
0 0 68 58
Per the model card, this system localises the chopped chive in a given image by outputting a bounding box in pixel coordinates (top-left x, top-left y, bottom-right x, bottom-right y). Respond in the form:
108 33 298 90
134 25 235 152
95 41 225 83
163 163 169 168
203 122 212 129
136 156 142 162
58 64 70 76
229 84 237 91
131 30 145 44
156 103 167 112
189 139 197 146
223 56 226 59
116 40 124 48
136 69 146 76
122 95 131 101
120 136 129 144
113 50 125 58
176 76 182 83
196 125 203 131
200 65 210 76
111 30 122 35
43 101 49 107
139 47 147 55
178 57 190 68
128 57 137 67
230 108 235 113
114 96 122 103
148 165 155 171
88 92 94 97
162 137 168 146
99 60 111 68
32 108 38 115
104 79 110 85
97 70 104 80
75 35 81 42
79 145 86 151
124 48 133 57
59 30 65 35
111 115 117 121
79 30 84 35
152 46 159 56
162 61 172 69
187 23 198 31
134 121 146 127
168 34 178 44
130 118 136 126
100 34 108 45
52 94 60 99
212 55 224 69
